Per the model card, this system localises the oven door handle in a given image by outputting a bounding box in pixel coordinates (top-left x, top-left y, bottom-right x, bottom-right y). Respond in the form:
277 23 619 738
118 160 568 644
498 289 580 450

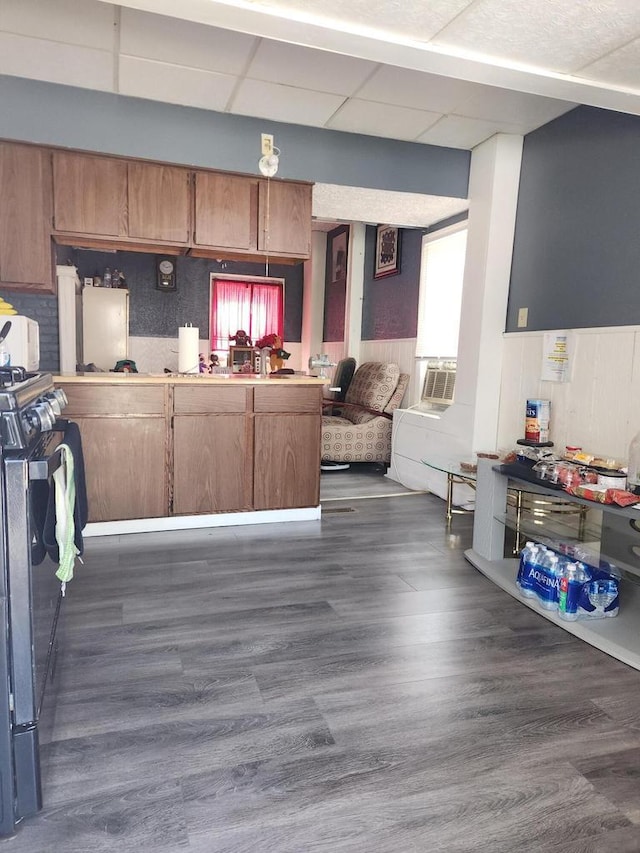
28 448 63 481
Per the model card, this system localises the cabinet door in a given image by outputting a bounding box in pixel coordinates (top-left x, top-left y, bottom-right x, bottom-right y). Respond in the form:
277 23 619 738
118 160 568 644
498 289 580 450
128 162 190 243
73 416 168 522
173 414 252 514
253 414 320 509
53 151 127 236
194 172 257 250
257 181 312 258
0 143 53 290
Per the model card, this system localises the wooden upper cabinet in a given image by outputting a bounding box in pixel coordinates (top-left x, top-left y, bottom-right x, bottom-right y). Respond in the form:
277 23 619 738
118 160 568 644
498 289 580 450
128 162 190 244
53 151 127 237
257 180 312 258
193 172 257 251
4 140 311 266
0 143 53 290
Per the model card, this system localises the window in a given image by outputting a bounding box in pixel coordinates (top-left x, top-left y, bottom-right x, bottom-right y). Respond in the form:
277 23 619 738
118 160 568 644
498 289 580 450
210 275 284 353
416 225 467 359
415 224 467 407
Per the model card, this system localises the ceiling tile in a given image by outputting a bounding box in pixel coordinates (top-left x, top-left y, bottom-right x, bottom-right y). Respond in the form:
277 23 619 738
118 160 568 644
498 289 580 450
0 0 114 50
577 38 640 89
246 40 376 96
313 183 468 227
326 98 441 141
0 32 113 91
433 0 640 74
227 0 475 43
357 66 487 113
453 85 575 129
416 115 521 149
231 79 345 126
120 8 256 76
119 56 237 111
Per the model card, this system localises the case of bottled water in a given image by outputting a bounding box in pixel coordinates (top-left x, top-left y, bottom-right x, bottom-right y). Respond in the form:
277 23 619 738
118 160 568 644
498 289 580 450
516 541 619 618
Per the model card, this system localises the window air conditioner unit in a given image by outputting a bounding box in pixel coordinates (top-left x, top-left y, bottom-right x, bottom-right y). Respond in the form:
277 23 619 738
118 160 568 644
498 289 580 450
421 361 456 406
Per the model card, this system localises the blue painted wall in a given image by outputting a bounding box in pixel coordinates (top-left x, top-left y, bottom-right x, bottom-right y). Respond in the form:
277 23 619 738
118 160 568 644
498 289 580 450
0 291 58 372
508 105 640 331
362 226 423 340
55 248 304 342
0 76 470 198
0 75 471 361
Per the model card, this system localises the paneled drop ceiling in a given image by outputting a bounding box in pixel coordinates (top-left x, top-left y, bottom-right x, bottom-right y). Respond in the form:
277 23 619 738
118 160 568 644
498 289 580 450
2 0 640 225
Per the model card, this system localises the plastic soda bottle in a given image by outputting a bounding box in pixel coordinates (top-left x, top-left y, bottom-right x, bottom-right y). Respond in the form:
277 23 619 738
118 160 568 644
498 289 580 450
558 562 588 621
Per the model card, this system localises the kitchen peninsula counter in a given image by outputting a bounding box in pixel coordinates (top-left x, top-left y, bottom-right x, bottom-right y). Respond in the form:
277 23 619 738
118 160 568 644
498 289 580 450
56 373 329 385
54 373 327 532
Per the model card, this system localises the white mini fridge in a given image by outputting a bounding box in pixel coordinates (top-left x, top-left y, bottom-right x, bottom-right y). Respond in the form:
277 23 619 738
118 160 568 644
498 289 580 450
82 287 129 370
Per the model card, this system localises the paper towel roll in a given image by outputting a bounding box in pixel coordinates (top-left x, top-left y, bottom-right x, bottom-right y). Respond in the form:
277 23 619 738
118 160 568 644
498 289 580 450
178 325 199 373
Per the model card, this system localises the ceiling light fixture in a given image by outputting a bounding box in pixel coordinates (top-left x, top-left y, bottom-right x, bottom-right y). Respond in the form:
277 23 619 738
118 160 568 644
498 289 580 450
259 139 281 278
258 148 280 178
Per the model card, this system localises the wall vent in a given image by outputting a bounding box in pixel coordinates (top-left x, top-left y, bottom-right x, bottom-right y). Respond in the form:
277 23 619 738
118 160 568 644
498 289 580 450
421 364 456 406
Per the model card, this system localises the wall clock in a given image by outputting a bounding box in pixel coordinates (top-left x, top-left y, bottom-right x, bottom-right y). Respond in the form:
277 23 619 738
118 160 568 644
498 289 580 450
156 257 177 292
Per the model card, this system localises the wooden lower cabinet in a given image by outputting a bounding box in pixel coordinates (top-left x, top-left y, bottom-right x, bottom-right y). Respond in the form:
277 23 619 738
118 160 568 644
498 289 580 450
58 379 321 522
253 414 321 509
74 416 168 522
172 414 252 514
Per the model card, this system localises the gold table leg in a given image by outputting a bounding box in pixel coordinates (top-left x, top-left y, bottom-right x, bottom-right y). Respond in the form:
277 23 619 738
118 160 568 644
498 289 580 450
446 473 454 528
513 488 523 555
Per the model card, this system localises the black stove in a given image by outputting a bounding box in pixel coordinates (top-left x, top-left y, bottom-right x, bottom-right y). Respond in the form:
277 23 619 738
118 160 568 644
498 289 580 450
0 368 67 450
0 367 72 836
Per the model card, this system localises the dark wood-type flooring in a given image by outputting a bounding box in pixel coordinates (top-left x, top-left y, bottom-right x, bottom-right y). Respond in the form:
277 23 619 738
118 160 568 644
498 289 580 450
6 480 640 851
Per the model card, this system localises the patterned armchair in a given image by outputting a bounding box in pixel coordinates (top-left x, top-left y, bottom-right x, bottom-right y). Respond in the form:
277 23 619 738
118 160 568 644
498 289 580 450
321 362 409 466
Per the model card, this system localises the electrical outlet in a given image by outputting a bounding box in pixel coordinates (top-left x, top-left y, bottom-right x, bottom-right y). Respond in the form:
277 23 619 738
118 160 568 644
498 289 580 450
517 307 528 328
261 133 274 156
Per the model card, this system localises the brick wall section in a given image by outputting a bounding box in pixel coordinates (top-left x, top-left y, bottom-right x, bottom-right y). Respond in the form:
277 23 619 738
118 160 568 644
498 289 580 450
0 292 59 373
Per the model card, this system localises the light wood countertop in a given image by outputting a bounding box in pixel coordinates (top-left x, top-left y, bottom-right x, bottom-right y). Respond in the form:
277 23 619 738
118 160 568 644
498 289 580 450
54 373 329 386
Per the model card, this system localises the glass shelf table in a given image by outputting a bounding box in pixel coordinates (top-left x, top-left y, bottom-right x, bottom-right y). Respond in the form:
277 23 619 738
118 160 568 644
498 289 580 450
421 455 478 525
422 455 588 551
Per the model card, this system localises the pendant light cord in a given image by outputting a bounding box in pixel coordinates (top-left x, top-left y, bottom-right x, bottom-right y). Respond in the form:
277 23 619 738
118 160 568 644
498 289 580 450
265 176 271 278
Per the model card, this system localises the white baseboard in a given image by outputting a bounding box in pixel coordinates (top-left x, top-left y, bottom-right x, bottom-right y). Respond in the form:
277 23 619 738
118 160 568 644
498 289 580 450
84 506 322 537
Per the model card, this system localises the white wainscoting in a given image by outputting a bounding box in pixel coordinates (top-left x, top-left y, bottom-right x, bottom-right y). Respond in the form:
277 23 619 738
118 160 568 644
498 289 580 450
282 342 302 372
498 327 640 461
318 340 417 390
359 339 418 403
128 336 209 374
360 338 474 503
319 342 347 382
320 342 346 364
359 338 415 374
128 337 304 375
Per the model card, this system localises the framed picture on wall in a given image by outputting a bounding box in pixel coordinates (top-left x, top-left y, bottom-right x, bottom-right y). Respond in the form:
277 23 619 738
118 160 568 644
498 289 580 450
330 231 348 282
374 224 401 279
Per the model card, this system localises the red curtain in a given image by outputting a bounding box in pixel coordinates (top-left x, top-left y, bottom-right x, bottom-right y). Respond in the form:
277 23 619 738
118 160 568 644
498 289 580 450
210 278 283 351
251 282 283 342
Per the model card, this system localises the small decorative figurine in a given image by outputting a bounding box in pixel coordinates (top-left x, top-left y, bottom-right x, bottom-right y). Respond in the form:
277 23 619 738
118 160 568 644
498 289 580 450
229 329 252 347
255 333 290 373
208 353 220 372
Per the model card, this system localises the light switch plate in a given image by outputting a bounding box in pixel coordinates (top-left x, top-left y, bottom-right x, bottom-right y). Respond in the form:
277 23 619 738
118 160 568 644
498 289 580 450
517 307 528 328
261 133 274 156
